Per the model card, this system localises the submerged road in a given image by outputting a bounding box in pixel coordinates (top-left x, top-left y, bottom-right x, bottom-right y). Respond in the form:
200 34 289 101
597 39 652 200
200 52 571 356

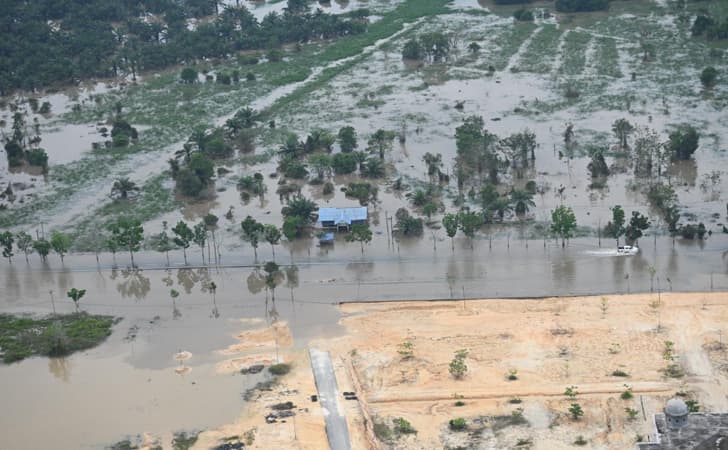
310 348 351 450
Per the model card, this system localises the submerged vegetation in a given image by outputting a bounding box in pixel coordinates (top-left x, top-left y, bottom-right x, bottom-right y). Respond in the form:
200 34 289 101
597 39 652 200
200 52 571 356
1 0 727 264
0 313 117 363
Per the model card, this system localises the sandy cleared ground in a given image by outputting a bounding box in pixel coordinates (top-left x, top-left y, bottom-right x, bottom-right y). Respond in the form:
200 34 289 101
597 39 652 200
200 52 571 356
198 292 728 450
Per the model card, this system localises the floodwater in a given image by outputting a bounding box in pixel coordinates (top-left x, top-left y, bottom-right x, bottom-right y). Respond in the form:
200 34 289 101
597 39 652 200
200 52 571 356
2 233 728 447
0 264 342 449
217 0 404 21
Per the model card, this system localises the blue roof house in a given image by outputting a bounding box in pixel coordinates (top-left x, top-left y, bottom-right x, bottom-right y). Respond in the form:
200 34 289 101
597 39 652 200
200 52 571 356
317 207 368 231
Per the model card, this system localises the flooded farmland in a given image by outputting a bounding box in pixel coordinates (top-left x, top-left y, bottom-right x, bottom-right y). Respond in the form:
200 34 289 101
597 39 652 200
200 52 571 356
2 0 728 448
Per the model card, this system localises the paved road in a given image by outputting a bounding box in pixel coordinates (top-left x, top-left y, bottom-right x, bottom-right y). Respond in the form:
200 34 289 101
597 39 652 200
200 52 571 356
310 348 351 450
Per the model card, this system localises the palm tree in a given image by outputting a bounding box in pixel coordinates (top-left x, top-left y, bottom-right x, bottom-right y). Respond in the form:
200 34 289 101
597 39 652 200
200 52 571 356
510 189 535 217
490 197 512 222
612 118 634 150
110 177 139 200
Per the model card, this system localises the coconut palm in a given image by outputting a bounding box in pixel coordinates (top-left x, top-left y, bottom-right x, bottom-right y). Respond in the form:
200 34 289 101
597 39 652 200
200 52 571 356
110 177 140 200
510 189 535 217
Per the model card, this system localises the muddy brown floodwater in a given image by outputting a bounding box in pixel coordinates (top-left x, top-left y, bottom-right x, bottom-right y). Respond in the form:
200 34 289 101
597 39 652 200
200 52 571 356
1 238 727 447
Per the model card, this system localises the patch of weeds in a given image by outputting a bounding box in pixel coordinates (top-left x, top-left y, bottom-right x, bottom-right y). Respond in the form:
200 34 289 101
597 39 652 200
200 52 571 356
172 431 199 450
559 30 591 76
269 363 291 376
356 96 386 109
574 435 588 446
374 421 393 442
243 379 278 401
518 25 563 73
491 408 528 432
620 384 633 400
393 417 417 435
454 400 466 407
686 399 700 412
483 22 539 71
611 369 629 377
271 66 313 86
107 439 138 450
509 397 523 404
593 37 623 78
664 363 685 378
0 313 118 364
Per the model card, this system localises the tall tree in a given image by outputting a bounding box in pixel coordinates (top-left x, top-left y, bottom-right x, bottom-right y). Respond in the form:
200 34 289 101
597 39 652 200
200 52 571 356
550 205 577 247
50 231 71 263
204 213 220 264
193 222 208 264
33 239 51 262
109 217 144 266
67 288 86 313
604 205 626 246
612 119 634 150
346 224 373 254
281 195 318 223
172 221 194 265
442 213 459 251
338 126 358 153
110 177 140 200
510 189 535 216
367 129 396 160
15 231 33 262
0 231 14 263
263 261 281 302
625 211 650 245
155 223 175 266
667 125 700 161
241 216 264 259
458 210 482 249
263 224 282 259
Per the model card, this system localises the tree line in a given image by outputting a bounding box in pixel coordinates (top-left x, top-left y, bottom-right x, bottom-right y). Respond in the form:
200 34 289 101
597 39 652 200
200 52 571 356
0 0 367 95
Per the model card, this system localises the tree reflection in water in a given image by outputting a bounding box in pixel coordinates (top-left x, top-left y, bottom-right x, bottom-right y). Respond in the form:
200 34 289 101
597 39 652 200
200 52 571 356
48 357 71 382
112 268 151 301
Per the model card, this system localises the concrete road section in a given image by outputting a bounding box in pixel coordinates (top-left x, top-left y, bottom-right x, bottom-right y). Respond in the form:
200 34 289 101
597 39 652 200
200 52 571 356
310 348 351 450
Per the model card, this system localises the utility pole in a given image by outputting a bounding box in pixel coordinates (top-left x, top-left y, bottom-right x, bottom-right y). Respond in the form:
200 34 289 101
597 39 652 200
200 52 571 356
49 290 56 315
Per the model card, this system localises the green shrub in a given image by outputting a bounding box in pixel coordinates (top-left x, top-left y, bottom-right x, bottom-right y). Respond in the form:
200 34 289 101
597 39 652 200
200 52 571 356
449 418 467 431
26 148 48 168
611 369 629 377
393 417 417 435
323 182 334 195
269 363 291 376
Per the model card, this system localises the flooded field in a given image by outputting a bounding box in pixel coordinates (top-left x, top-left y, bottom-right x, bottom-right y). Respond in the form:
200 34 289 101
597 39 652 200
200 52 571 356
2 0 728 447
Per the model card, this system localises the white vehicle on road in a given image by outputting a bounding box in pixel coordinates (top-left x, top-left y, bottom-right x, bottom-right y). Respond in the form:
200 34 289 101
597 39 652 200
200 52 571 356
617 245 639 255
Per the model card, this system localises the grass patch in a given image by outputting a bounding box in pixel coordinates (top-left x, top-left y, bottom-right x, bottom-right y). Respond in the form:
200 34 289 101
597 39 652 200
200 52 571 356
108 439 138 450
593 36 623 78
269 363 291 375
559 30 592 76
481 22 539 72
0 313 118 363
373 421 393 442
70 173 178 251
172 431 200 450
271 66 313 86
518 25 564 74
